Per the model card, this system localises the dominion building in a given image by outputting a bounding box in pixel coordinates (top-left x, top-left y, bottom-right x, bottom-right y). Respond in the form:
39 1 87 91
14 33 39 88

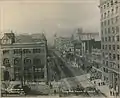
0 32 48 83
99 0 120 94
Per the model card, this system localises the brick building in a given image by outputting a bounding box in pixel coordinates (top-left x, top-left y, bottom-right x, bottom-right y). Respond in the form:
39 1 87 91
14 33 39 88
0 32 48 83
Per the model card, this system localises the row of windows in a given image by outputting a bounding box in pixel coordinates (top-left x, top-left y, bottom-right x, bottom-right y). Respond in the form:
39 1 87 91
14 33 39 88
101 6 119 19
13 49 41 54
102 44 120 50
102 52 120 60
103 60 120 69
101 26 119 34
14 58 43 67
103 68 108 73
3 57 43 67
100 0 118 10
3 48 42 55
102 35 120 42
101 16 119 27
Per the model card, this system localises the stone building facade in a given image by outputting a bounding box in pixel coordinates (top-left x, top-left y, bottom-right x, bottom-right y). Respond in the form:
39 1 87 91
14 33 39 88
0 32 48 83
99 0 120 94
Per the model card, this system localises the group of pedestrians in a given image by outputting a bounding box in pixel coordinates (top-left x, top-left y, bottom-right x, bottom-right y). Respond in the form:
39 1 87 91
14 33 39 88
109 86 119 96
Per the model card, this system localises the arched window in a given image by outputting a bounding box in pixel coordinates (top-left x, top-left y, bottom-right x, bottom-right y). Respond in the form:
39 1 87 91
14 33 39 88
33 58 41 67
14 58 20 65
3 58 10 67
24 58 31 65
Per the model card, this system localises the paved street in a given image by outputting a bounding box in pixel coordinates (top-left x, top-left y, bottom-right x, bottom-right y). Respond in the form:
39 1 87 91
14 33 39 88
50 50 106 97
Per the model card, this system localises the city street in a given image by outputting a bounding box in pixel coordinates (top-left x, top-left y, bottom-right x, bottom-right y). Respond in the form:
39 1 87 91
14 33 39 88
50 49 106 97
1 0 120 97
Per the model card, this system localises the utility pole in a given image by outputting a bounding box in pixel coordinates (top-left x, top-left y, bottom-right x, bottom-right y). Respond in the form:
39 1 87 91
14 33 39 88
20 48 24 86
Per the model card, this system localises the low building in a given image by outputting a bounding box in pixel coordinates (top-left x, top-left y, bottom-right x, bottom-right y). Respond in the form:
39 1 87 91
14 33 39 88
0 32 48 83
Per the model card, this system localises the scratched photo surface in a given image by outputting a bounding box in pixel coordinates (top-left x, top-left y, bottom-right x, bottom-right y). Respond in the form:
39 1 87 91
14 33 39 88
0 0 120 98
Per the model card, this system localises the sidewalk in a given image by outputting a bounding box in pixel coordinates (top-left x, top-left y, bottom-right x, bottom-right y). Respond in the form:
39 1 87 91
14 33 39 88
91 79 119 98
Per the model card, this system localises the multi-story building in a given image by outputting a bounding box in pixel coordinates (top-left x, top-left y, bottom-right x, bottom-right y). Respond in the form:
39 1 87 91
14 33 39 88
54 36 74 54
99 0 120 94
0 32 48 83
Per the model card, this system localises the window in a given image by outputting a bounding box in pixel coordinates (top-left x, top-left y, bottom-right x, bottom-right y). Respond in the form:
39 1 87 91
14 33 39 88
103 68 106 72
117 45 120 49
109 45 111 50
113 54 116 59
118 64 120 69
13 49 21 54
109 53 112 59
102 52 105 57
3 58 10 67
116 35 119 41
104 21 106 26
108 36 111 42
14 58 20 65
107 3 109 7
108 20 110 25
104 13 106 18
111 0 113 5
24 58 31 65
33 48 41 53
108 28 110 33
102 37 104 42
112 36 115 41
111 18 114 24
115 0 118 4
33 58 41 67
23 49 31 54
105 37 107 41
101 22 103 27
3 50 9 55
101 30 103 35
104 4 106 9
116 26 119 33
116 16 119 23
102 45 104 49
113 45 115 50
112 27 115 33
106 61 108 66
111 9 114 14
105 28 107 34
116 6 118 13
101 14 103 19
105 45 107 50
117 54 119 60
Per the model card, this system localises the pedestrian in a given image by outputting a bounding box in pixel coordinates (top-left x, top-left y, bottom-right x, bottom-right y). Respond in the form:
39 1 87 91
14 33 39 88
54 89 57 95
110 90 112 96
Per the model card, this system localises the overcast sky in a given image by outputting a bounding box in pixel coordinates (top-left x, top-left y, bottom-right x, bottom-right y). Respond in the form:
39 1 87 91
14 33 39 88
0 0 100 44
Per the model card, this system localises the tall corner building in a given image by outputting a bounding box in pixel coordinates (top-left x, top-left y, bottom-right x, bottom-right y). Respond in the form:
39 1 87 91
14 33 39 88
99 0 120 94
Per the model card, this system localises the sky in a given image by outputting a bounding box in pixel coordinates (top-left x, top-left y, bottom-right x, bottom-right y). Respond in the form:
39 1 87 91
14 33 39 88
0 0 100 44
